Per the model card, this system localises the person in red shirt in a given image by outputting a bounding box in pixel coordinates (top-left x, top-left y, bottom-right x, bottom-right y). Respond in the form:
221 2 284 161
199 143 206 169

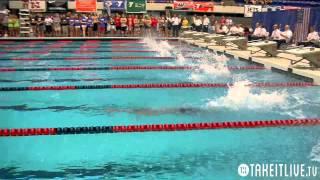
114 14 121 35
220 16 226 25
151 16 158 36
127 15 133 36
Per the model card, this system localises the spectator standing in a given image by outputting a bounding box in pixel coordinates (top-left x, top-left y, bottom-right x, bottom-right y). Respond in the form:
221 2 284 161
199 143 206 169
31 15 37 37
81 14 87 37
74 15 81 37
191 14 197 30
171 14 180 37
37 16 45 37
68 15 75 37
127 15 133 36
133 15 140 36
158 15 166 37
61 14 69 37
194 16 202 32
144 15 152 36
87 15 94 37
115 14 121 35
93 13 99 36
98 14 106 37
151 15 158 36
120 14 127 36
44 16 53 37
202 15 210 32
109 16 116 35
181 17 189 31
52 14 61 37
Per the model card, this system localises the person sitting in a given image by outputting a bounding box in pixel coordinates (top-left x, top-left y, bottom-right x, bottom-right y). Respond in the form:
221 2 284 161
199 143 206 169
274 25 293 49
229 24 238 36
220 23 229 35
270 24 281 40
249 23 268 40
237 24 244 36
297 27 320 47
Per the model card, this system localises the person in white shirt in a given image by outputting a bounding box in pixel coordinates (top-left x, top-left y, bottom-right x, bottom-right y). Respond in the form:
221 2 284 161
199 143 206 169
229 24 238 35
202 15 210 32
226 17 233 26
194 16 202 32
270 24 281 40
280 25 293 43
191 14 197 30
221 24 229 35
170 14 181 37
237 24 244 36
298 27 320 47
250 23 268 40
307 27 319 41
275 25 293 48
44 16 53 36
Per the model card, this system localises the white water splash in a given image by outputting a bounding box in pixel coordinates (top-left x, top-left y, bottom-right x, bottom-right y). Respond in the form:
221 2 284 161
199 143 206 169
206 80 288 110
310 141 320 162
143 37 172 57
188 50 231 81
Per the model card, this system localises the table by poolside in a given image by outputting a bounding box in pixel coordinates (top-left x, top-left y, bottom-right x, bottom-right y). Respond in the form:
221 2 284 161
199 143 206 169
248 40 278 57
285 47 320 67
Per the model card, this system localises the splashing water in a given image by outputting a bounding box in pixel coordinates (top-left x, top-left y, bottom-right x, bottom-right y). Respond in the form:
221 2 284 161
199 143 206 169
206 80 288 110
143 37 172 57
310 141 320 162
188 50 231 81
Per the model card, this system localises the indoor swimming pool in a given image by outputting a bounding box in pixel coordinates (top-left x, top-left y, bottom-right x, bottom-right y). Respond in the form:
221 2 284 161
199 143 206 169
0 39 319 179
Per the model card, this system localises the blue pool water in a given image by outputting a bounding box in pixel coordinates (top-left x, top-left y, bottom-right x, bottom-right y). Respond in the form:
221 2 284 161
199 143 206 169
0 39 320 179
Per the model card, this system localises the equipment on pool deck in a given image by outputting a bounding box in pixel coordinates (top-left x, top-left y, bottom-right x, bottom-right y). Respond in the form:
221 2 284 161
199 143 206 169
285 47 320 67
191 32 210 40
203 34 226 43
249 40 278 57
181 31 198 38
222 37 248 50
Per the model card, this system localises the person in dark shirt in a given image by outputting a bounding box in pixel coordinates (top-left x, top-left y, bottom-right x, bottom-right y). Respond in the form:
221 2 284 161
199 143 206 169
87 15 94 37
74 15 81 37
60 14 69 37
37 16 45 37
69 15 75 37
98 14 106 37
31 15 38 37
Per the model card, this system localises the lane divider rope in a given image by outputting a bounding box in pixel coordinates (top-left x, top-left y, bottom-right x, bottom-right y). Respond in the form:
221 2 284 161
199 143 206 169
0 119 319 137
4 56 176 61
0 66 265 72
0 82 315 91
1 50 196 53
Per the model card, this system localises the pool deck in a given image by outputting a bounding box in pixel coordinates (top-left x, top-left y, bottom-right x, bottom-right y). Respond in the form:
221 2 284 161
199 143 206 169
181 38 320 85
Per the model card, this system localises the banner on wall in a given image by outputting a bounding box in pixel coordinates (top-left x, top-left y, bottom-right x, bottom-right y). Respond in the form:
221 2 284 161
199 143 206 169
173 1 193 11
126 0 146 13
47 0 68 12
244 5 262 17
29 0 46 12
193 2 214 12
104 0 125 11
76 0 97 12
173 1 214 12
